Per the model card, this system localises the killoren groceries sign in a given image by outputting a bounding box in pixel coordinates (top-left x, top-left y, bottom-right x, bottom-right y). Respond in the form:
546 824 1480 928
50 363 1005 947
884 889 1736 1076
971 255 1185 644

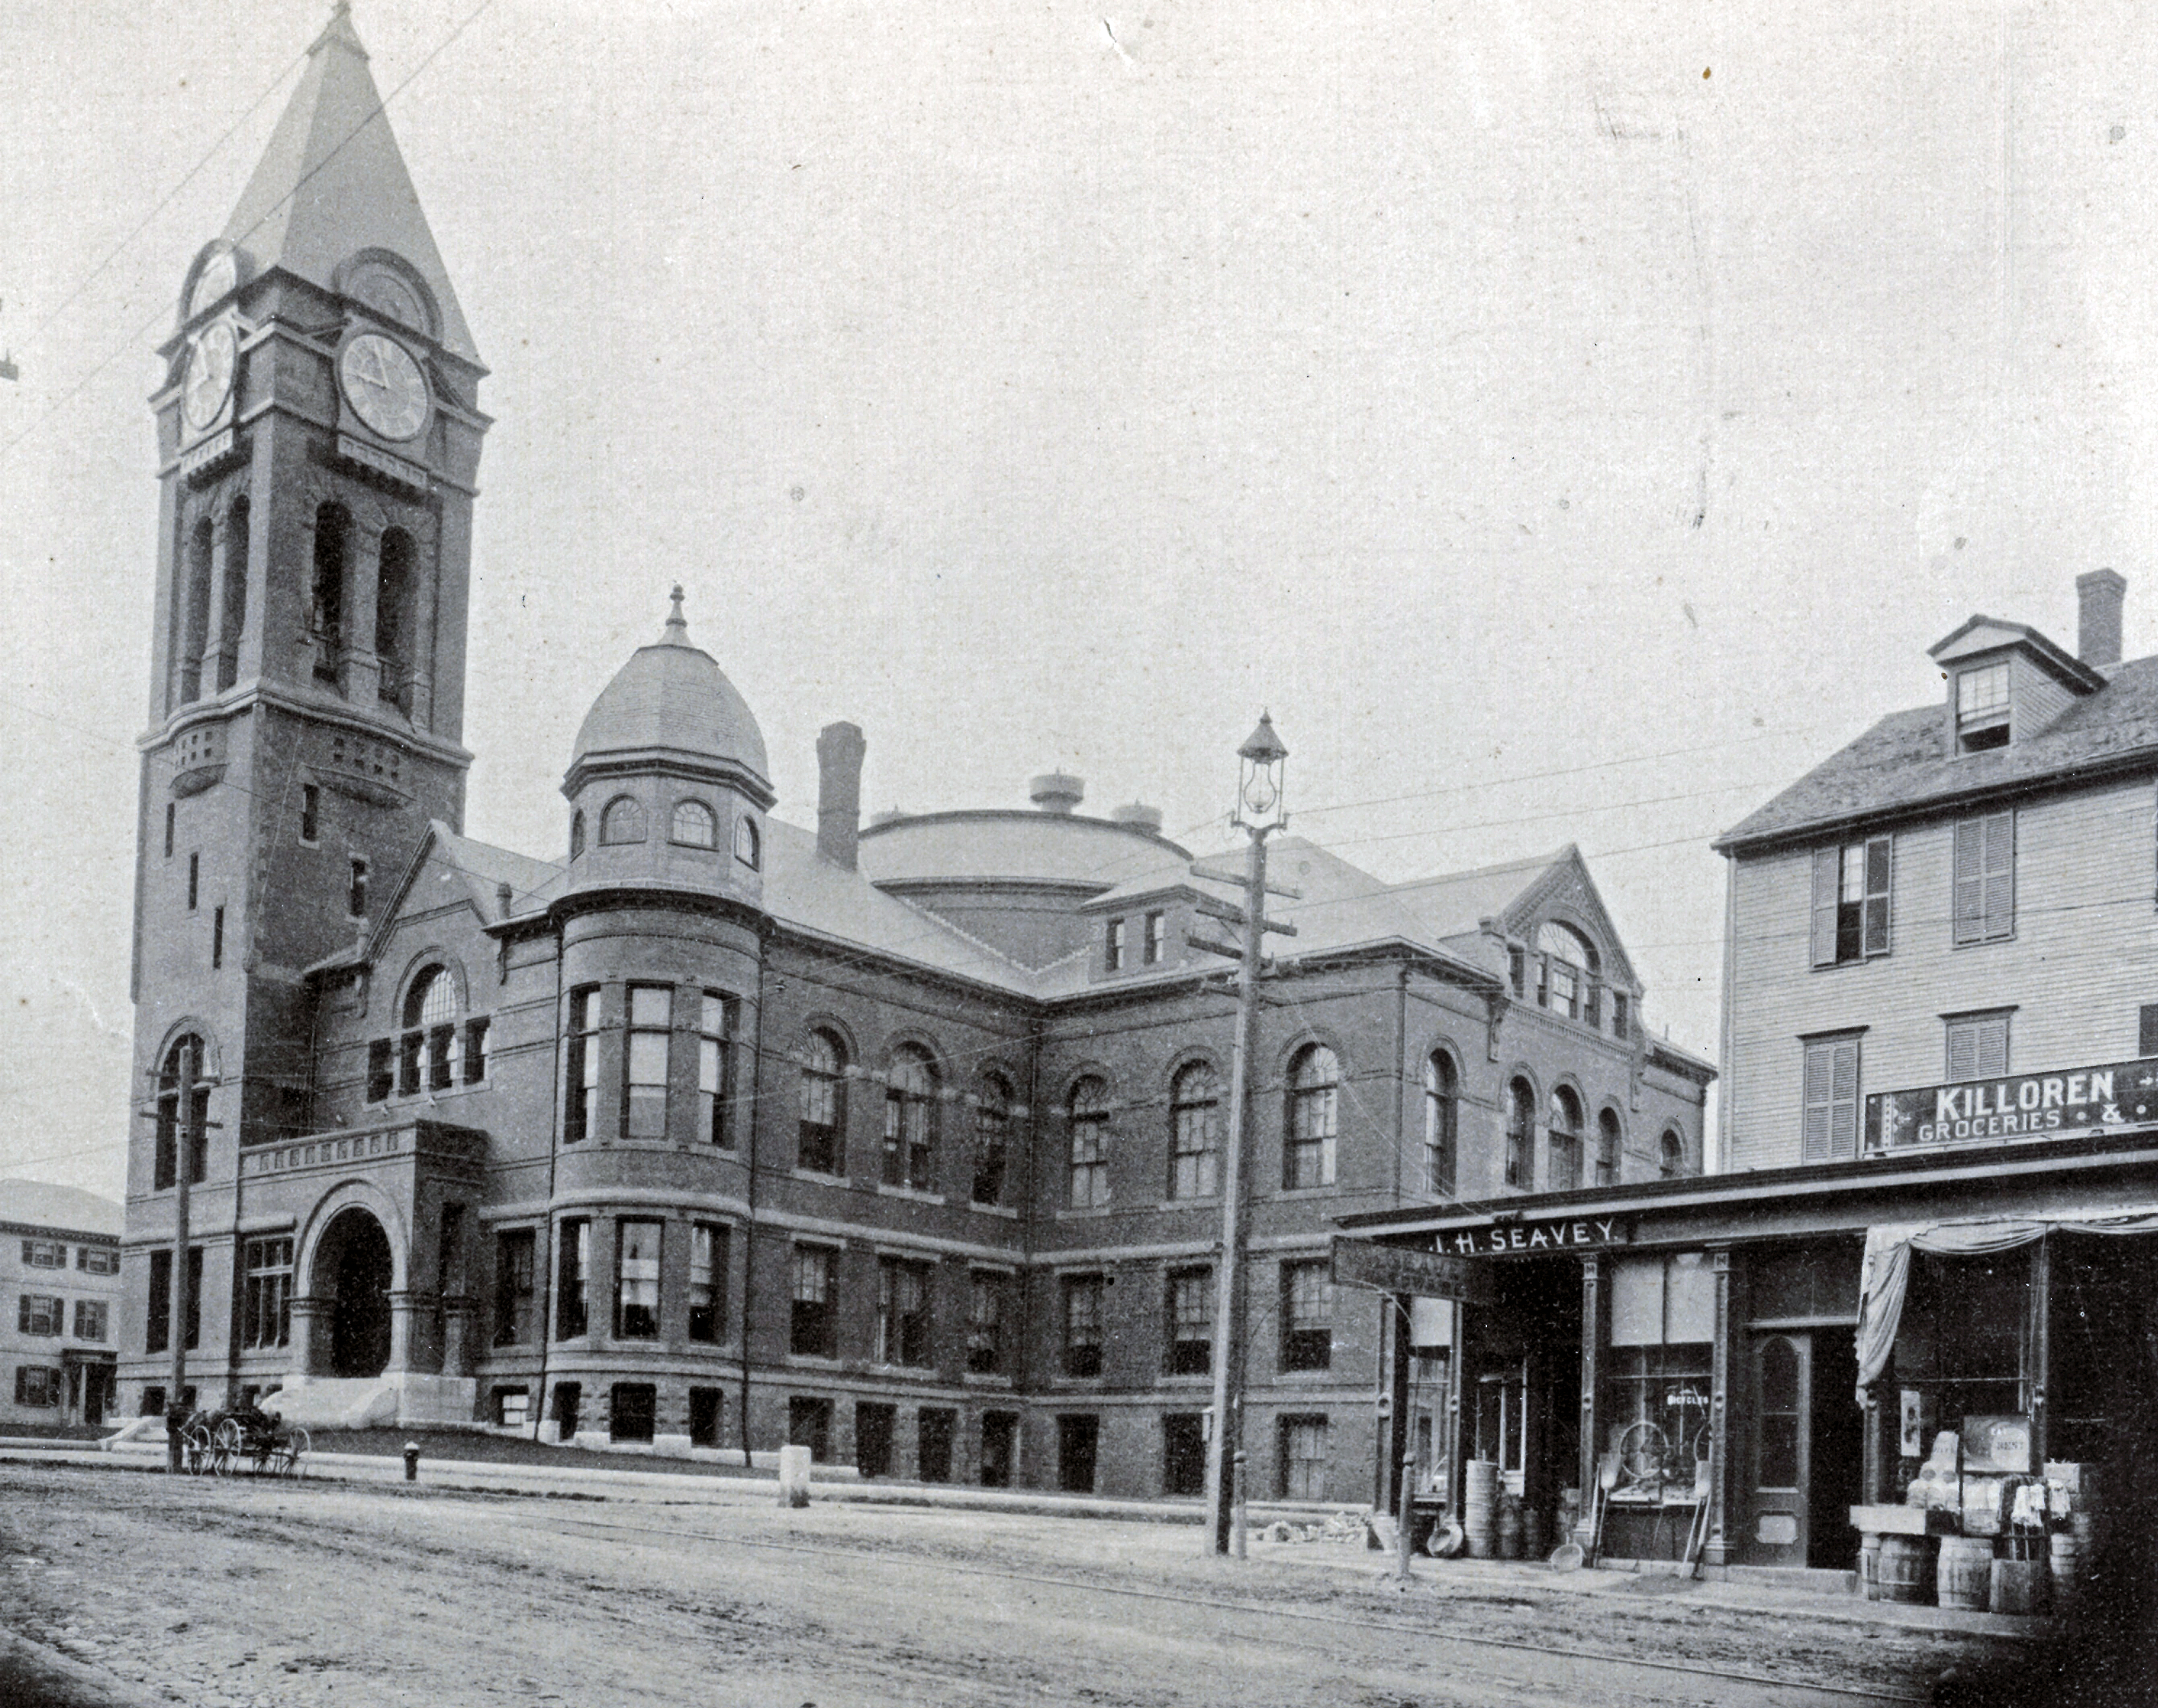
1866 1056 2158 1151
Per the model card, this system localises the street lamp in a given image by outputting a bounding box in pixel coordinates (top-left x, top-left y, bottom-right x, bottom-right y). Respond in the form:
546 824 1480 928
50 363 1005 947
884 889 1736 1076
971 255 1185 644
1206 713 1287 1555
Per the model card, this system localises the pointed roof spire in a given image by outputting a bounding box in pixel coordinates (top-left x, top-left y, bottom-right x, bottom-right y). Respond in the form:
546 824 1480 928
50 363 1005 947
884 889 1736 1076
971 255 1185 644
662 585 690 645
222 3 478 361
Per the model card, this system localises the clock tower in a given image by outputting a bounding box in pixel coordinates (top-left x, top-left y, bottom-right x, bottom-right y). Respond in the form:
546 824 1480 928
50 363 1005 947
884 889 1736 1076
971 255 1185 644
126 0 488 1373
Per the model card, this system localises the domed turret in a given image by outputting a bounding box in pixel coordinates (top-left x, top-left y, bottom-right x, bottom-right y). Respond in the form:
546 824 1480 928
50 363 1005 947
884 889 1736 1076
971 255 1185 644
562 590 775 902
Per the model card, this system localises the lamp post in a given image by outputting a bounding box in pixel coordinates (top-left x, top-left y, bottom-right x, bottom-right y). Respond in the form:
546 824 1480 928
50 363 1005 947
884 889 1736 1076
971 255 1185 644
1204 714 1288 1556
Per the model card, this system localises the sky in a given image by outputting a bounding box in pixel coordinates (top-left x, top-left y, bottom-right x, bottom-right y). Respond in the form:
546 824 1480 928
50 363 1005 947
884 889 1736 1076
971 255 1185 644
4 0 2156 1202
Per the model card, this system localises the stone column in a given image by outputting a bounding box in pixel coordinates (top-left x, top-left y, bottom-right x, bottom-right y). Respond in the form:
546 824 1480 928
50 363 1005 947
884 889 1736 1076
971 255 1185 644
1576 1255 1601 1545
408 542 439 731
343 525 383 704
387 1288 419 1372
1702 1247 1735 1570
441 1296 475 1378
289 1294 325 1378
199 505 232 697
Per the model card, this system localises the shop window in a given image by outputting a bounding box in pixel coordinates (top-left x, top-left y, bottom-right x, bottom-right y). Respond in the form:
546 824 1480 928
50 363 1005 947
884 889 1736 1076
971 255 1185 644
1283 1044 1339 1189
1163 1414 1206 1497
564 986 601 1142
609 1382 656 1444
918 1408 956 1483
791 1245 838 1358
699 993 733 1146
556 1219 590 1339
1952 811 2015 945
1169 1062 1220 1199
670 798 717 848
1596 1108 1622 1187
1279 1415 1329 1501
1166 1265 1212 1375
494 1229 536 1346
882 1046 937 1190
1800 1035 1861 1163
971 1074 1011 1205
599 795 646 845
241 1236 293 1349
688 1223 726 1342
1945 1011 2010 1082
624 985 672 1140
797 1031 847 1174
688 1386 723 1449
614 1219 662 1338
787 1395 832 1462
1062 1273 1104 1377
855 1401 895 1477
1057 1414 1099 1493
1504 1078 1533 1189
1810 837 1892 966
1603 1253 1715 1498
1067 1077 1110 1208
967 1270 1007 1374
1548 1086 1583 1191
1423 1052 1457 1196
1280 1260 1332 1371
1891 1247 2028 1426
876 1256 931 1366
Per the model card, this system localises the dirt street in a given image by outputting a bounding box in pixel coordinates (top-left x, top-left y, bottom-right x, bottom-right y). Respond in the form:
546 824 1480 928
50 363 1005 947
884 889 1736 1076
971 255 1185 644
0 1464 2003 1707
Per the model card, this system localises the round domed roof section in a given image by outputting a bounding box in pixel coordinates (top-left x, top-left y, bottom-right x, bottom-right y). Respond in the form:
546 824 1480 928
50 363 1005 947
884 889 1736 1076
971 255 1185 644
565 588 775 807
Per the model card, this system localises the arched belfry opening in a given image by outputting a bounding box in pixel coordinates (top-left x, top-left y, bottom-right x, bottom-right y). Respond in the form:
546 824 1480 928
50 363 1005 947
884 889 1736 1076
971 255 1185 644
313 1207 394 1378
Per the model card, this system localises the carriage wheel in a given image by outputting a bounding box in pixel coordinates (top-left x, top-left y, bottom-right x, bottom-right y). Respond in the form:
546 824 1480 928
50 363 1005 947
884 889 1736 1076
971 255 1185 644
179 1421 214 1476
212 1418 246 1476
276 1428 309 1478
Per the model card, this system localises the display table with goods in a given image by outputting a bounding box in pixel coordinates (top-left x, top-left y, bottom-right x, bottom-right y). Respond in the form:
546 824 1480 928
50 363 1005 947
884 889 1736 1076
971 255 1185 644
1850 1418 2091 1614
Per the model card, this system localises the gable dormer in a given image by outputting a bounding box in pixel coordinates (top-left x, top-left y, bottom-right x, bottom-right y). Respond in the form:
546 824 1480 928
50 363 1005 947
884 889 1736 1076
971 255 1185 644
1927 613 2106 756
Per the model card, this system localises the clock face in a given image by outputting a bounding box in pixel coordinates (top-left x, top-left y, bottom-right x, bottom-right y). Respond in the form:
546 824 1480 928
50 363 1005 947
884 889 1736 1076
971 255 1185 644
339 332 429 441
188 251 237 320
181 321 236 433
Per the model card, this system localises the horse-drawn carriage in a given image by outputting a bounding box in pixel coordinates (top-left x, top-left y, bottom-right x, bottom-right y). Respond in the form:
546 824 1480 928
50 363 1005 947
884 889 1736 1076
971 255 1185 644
176 1403 309 1477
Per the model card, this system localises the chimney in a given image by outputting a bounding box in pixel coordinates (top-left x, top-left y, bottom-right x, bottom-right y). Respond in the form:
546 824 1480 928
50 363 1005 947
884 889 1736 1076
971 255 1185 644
1109 801 1164 835
816 722 866 869
1029 771 1084 815
2078 569 2125 668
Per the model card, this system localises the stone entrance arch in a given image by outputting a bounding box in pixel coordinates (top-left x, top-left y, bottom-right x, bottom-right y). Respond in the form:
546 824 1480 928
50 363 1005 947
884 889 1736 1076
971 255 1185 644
312 1207 394 1378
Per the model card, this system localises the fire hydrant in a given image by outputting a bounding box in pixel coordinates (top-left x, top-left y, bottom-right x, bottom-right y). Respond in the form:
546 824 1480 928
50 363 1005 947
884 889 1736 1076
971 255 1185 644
403 1441 420 1482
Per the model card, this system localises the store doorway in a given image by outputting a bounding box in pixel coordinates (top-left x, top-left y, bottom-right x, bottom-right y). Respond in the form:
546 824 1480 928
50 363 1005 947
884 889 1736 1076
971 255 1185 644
1807 1327 1862 1568
1747 1328 1863 1568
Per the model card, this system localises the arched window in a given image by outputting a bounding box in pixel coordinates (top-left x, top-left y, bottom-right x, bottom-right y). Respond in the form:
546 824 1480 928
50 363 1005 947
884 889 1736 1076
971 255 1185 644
375 527 414 712
1169 1062 1221 1198
1548 1085 1583 1191
154 1033 211 1190
400 965 460 1093
1284 1044 1340 1189
1423 1052 1457 1197
798 1030 846 1174
568 811 586 860
1597 1108 1622 1187
311 502 348 685
1659 1128 1686 1179
882 1045 937 1191
180 517 213 703
734 814 761 870
216 497 248 693
1505 1078 1534 1188
972 1074 1012 1205
670 799 717 848
599 795 647 845
1535 922 1598 1022
1068 1077 1110 1208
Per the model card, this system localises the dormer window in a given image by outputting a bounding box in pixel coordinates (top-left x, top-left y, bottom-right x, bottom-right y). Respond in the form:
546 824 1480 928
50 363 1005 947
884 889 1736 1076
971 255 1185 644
1955 662 2011 752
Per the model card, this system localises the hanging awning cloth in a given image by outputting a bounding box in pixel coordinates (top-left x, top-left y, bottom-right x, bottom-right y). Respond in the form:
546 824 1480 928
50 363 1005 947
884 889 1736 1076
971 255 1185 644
1855 1203 2158 1401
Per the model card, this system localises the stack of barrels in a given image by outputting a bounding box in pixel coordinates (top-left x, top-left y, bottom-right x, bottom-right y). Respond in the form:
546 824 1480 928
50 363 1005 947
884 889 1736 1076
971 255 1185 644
1462 1460 1499 1559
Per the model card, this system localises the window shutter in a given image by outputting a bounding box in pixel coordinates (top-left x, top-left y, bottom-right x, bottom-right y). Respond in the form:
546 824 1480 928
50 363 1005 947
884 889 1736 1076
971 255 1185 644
1829 1039 1860 1159
2140 1003 2158 1058
1981 811 2015 940
1953 820 1984 945
1947 1022 1979 1083
1810 848 1840 967
1801 1043 1832 1162
1977 1015 2009 1079
1863 837 1893 956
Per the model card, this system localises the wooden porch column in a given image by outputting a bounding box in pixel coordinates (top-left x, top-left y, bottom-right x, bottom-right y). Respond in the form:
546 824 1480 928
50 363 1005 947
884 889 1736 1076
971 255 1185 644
1442 1300 1465 1516
2028 1236 2051 1472
1575 1254 1601 1545
1703 1247 1735 1570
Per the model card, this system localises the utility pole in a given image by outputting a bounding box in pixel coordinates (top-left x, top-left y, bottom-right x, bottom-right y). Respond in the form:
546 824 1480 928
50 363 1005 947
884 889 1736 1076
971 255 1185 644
1200 714 1291 1557
165 1036 198 1473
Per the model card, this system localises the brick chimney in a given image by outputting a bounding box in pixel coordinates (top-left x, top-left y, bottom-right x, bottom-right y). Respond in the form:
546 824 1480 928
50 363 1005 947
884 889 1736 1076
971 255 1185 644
816 722 866 869
2077 569 2125 668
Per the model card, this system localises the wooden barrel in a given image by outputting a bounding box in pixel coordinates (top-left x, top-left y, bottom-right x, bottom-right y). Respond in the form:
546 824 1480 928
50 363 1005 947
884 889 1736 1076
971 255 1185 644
1878 1535 1932 1604
1936 1536 1992 1611
1496 1500 1524 1560
2050 1533 2082 1611
1462 1461 1499 1559
1990 1557 2049 1617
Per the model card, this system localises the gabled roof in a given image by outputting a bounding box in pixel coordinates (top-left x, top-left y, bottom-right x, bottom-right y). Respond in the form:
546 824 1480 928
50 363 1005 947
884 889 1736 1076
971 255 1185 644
224 5 478 361
0 1180 123 1239
1716 651 2158 853
1928 615 2104 691
307 822 564 978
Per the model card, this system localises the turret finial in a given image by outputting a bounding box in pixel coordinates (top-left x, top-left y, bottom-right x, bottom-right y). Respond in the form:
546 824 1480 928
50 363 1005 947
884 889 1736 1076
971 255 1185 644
663 584 689 643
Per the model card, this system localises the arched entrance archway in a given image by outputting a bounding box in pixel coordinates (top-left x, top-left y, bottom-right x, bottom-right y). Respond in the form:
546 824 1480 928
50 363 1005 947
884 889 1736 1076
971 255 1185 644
313 1208 393 1378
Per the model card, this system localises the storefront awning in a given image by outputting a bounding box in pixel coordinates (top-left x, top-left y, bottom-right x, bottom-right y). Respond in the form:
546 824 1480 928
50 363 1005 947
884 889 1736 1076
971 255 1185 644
1855 1203 2158 1399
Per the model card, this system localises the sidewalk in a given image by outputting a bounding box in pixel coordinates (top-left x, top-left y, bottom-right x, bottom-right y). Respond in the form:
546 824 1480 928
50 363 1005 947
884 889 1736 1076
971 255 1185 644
0 1436 2045 1643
